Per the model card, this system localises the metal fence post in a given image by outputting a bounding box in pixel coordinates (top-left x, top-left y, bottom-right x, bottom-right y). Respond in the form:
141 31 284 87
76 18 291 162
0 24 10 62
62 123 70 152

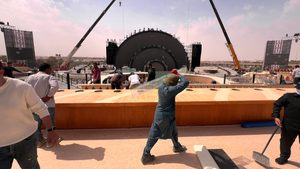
66 73 70 89
252 74 256 84
223 74 226 84
85 73 88 84
279 75 283 84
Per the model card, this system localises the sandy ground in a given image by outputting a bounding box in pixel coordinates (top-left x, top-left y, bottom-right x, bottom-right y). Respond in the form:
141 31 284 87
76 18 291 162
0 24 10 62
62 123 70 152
12 125 300 169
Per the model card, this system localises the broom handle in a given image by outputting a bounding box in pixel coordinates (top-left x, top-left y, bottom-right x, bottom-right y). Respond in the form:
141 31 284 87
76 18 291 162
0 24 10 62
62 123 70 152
262 126 280 154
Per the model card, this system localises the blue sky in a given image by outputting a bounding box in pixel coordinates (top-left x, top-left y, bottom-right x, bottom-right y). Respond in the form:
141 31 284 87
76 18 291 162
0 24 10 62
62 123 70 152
0 0 300 61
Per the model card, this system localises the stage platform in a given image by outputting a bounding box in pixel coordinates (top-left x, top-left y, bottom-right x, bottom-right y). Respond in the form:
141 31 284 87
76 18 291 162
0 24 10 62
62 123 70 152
55 87 295 129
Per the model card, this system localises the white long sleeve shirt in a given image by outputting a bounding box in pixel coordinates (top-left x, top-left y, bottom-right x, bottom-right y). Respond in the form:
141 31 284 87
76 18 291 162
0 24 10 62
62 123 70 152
0 78 49 147
25 72 59 107
292 67 300 78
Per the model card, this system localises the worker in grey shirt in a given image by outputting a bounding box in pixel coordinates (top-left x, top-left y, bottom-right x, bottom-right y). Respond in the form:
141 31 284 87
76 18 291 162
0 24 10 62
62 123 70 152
26 63 59 147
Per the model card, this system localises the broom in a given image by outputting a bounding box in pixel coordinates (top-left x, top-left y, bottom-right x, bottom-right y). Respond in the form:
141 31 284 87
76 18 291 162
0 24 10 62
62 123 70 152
252 126 279 167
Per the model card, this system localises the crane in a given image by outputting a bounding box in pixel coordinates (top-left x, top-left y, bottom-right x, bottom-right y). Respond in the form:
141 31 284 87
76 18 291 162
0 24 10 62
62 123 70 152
209 0 241 72
60 0 116 70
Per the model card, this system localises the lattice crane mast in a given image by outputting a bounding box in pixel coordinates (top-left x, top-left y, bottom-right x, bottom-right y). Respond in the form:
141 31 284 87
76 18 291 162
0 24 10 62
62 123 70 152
209 0 241 71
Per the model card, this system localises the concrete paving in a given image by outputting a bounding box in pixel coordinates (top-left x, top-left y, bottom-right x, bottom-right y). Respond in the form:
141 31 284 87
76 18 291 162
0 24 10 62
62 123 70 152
12 125 300 169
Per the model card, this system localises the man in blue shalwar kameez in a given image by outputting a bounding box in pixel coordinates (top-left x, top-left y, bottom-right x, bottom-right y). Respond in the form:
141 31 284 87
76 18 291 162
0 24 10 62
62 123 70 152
141 69 189 164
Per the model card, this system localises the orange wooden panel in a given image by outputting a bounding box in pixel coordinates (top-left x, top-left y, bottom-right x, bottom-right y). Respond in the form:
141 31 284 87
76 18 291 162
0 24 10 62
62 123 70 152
54 88 294 129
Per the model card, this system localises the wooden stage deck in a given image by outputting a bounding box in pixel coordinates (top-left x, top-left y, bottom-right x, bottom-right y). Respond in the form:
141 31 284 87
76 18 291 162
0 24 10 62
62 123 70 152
55 87 295 129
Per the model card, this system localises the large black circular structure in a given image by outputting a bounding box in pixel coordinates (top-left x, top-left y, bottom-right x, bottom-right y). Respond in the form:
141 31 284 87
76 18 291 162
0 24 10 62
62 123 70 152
113 30 189 71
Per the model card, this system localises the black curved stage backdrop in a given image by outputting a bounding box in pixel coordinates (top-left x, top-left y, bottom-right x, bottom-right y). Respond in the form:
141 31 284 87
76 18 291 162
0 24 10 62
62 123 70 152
107 30 189 71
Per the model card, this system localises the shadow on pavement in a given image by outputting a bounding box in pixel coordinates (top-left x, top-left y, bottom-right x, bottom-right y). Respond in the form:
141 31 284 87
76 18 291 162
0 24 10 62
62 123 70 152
154 153 201 169
46 143 105 161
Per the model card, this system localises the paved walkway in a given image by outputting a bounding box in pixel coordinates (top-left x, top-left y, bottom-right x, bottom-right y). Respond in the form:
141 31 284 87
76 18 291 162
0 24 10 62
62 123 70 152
12 125 300 169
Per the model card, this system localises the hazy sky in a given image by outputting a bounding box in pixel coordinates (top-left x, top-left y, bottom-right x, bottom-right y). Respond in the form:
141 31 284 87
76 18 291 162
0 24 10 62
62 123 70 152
1 0 300 61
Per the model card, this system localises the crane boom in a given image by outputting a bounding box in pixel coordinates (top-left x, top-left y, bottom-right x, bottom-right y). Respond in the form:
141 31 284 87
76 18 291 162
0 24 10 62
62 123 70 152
209 0 241 71
60 0 116 69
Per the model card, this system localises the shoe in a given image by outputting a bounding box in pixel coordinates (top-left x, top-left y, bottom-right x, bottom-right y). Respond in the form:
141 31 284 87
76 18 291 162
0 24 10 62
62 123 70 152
58 137 63 143
37 138 47 148
173 145 187 153
275 157 288 165
141 154 155 164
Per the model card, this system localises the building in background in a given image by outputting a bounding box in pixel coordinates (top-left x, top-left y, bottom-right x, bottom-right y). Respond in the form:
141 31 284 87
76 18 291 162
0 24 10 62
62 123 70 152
263 40 292 70
2 28 36 67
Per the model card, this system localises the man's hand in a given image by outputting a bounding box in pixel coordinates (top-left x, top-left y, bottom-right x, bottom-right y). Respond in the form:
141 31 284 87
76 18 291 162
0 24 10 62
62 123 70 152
274 118 282 127
41 116 61 148
41 96 52 102
46 131 60 148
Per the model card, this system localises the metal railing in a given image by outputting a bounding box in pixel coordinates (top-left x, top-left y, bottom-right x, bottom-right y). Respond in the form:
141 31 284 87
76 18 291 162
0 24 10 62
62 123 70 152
55 72 91 89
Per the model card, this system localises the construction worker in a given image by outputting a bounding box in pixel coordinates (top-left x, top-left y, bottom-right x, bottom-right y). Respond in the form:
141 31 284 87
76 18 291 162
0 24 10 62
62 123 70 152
272 78 300 165
0 61 60 169
3 62 22 78
141 69 189 164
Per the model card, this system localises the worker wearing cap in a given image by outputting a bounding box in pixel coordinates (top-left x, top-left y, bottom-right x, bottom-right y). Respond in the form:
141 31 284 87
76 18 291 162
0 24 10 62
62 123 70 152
272 79 300 165
141 69 189 164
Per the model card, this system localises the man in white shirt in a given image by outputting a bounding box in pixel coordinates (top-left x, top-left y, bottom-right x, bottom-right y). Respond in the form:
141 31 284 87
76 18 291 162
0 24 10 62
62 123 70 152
128 72 141 89
26 63 59 147
292 65 300 84
0 61 60 169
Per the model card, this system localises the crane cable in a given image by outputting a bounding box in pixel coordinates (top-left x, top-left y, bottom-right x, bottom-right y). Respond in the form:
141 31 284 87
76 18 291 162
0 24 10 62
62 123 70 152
119 1 125 41
186 1 190 46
